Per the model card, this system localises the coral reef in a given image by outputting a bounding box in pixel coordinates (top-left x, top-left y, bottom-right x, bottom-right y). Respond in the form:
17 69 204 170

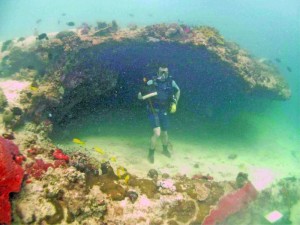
225 177 300 224
157 178 177 195
9 136 254 225
6 128 295 225
0 22 290 132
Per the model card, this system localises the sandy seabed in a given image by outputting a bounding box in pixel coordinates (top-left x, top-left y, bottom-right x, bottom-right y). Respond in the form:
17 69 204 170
58 121 300 193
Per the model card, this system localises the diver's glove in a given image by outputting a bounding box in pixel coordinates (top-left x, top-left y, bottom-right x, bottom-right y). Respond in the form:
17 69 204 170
170 103 177 113
170 97 177 114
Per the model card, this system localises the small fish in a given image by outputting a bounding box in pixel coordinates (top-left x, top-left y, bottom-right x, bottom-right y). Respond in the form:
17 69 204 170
110 156 116 162
124 174 130 184
36 33 49 40
57 20 61 24
66 21 75 26
94 147 105 155
36 19 42 24
30 86 38 91
61 13 66 16
275 58 281 63
72 138 85 145
116 166 127 178
129 13 134 17
287 66 292 72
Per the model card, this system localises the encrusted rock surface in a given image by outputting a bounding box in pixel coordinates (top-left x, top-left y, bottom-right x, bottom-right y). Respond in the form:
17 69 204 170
0 22 290 130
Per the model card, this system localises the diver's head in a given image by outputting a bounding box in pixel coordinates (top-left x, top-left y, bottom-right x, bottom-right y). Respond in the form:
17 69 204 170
157 67 169 81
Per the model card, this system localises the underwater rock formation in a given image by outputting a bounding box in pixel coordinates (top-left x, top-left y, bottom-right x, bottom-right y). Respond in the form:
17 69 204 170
7 137 255 225
0 22 290 128
0 137 25 224
224 176 300 224
0 22 294 224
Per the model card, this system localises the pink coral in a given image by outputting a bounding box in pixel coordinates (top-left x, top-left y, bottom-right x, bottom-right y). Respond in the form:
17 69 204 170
202 182 258 225
0 137 25 224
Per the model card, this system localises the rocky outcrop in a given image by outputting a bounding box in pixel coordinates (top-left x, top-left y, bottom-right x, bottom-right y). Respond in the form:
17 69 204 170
0 22 290 129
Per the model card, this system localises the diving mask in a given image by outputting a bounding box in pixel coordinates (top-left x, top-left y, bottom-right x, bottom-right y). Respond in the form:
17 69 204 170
157 68 169 81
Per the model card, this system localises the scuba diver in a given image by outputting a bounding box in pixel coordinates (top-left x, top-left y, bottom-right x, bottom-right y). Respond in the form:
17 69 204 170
138 66 180 163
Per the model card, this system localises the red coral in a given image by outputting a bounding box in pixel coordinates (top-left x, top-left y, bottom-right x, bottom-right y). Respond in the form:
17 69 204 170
14 155 26 165
27 147 39 156
53 149 69 162
0 137 25 224
25 149 69 180
202 182 258 225
25 159 54 179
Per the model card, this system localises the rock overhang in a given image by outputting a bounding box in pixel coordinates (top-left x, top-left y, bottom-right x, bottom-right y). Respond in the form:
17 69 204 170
0 22 291 127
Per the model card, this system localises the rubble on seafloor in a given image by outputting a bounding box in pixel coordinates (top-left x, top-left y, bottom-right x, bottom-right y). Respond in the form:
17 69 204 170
1 133 299 224
0 132 246 225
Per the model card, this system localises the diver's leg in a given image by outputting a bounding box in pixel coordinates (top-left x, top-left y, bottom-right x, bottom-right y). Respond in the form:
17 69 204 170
148 127 160 163
150 127 161 149
160 112 171 158
161 130 168 146
161 131 171 158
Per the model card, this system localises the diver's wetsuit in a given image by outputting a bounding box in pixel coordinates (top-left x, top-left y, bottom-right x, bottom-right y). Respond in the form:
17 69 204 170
146 77 180 131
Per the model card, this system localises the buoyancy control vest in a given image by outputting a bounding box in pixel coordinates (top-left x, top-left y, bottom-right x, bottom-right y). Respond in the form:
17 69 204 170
151 76 174 110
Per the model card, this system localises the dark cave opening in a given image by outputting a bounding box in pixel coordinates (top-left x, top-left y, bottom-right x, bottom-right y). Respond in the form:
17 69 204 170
58 40 260 125
49 40 276 145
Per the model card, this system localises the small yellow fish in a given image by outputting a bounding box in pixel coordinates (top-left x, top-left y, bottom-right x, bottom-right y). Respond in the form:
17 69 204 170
116 166 127 178
72 138 85 145
110 156 116 162
30 86 38 91
94 147 105 155
124 174 130 184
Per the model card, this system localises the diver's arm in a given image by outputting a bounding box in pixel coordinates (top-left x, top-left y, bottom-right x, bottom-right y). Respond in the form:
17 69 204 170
147 80 154 85
138 79 154 100
172 80 180 103
175 89 180 103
